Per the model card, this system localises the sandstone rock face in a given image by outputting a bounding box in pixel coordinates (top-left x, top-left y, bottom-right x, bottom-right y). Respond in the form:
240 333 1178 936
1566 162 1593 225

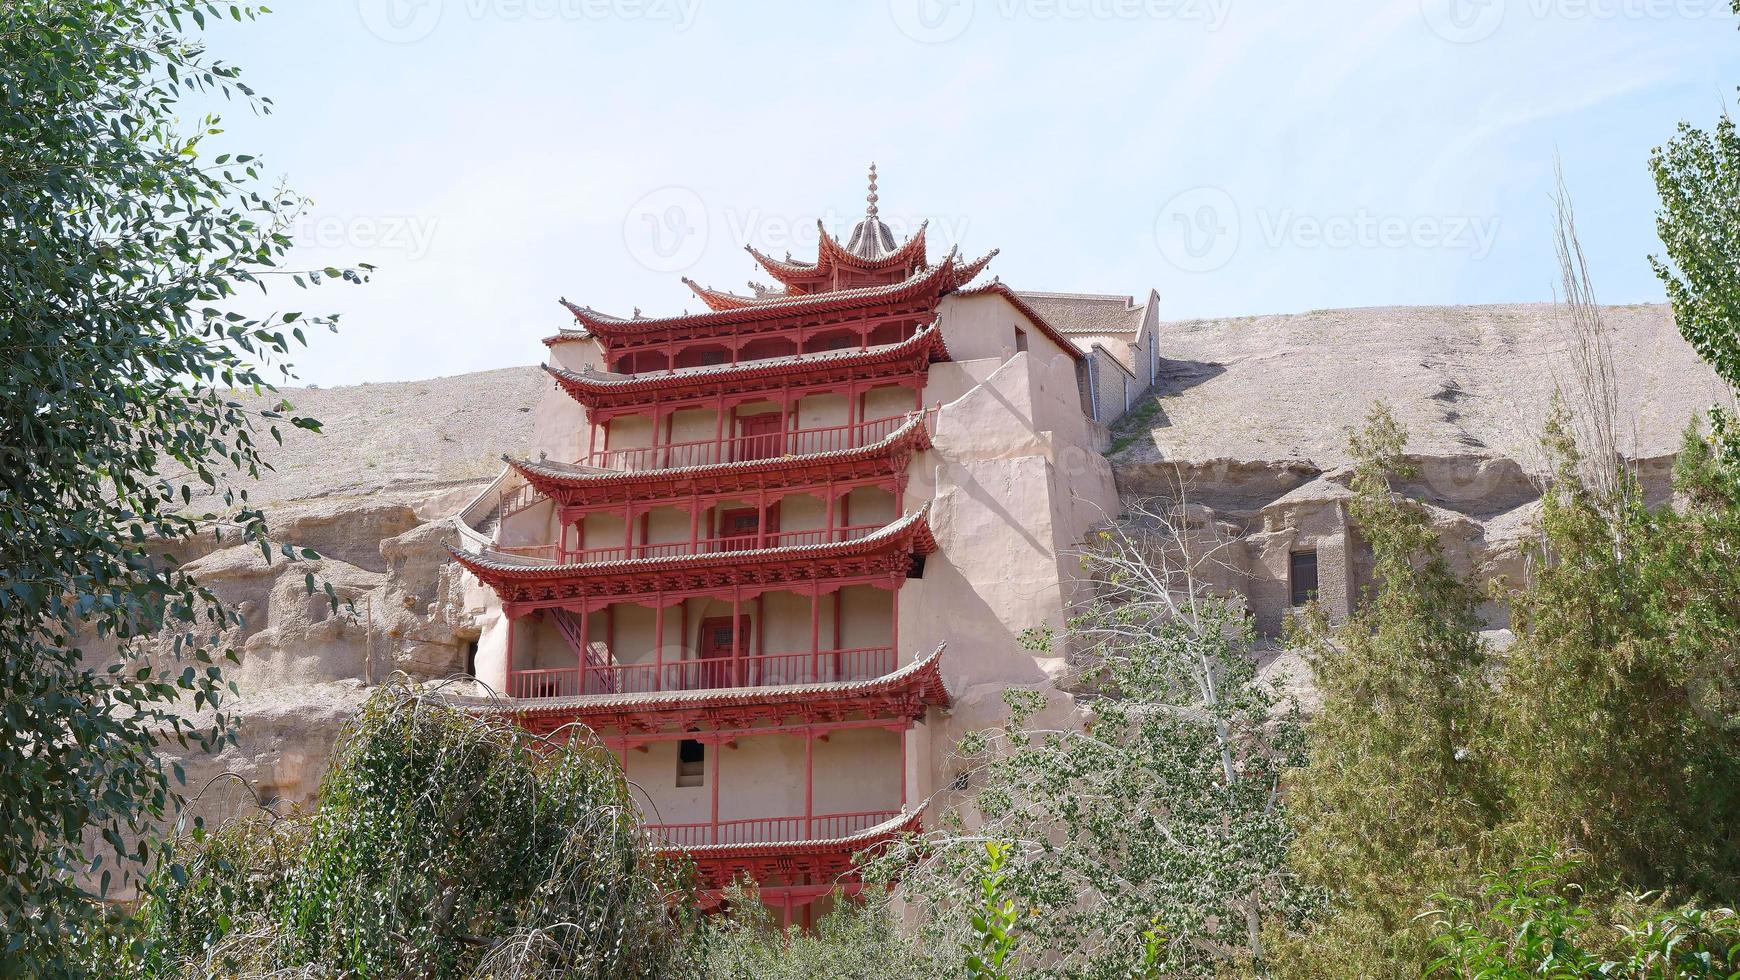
1111 302 1730 647
113 302 1731 890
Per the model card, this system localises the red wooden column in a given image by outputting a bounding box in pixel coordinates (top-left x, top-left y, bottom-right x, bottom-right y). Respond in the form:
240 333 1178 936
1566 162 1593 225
622 502 634 552
708 734 722 844
804 727 814 838
731 586 743 687
808 581 821 682
653 596 666 692
578 603 591 694
899 724 909 808
890 574 901 668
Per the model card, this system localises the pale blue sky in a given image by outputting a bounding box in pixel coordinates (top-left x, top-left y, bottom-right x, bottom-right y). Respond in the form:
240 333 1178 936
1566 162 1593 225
204 0 1738 386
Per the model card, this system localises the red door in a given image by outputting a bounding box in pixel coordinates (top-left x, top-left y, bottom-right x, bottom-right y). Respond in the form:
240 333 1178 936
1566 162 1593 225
715 504 777 551
737 412 785 461
697 616 749 689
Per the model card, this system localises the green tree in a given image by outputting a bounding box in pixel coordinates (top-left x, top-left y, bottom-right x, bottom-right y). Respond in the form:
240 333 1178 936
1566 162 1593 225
1496 414 1740 900
121 681 691 978
0 2 363 971
1649 0 1740 465
699 886 943 980
1277 405 1504 978
898 502 1306 979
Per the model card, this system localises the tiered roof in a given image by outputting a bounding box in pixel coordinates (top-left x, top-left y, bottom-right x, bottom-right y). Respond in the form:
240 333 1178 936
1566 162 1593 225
503 411 933 509
452 506 938 608
542 326 951 412
504 643 951 738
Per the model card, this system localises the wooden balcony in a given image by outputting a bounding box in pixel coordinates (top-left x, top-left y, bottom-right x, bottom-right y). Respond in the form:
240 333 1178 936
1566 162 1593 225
496 523 884 566
587 412 924 473
505 646 896 700
649 810 902 849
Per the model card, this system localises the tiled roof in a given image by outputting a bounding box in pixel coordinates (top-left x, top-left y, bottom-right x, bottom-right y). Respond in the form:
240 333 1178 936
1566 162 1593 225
503 411 931 488
548 251 978 344
1017 290 1148 335
540 326 950 398
449 503 935 578
490 642 949 717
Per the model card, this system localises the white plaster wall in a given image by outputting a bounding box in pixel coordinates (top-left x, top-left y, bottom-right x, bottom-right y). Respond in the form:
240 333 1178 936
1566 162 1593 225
531 339 602 463
624 728 903 828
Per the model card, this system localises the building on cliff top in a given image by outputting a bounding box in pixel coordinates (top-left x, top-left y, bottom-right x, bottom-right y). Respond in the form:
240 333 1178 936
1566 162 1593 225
449 166 1148 924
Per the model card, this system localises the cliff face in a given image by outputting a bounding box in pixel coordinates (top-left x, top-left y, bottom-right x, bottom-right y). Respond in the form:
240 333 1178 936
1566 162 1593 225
1108 302 1730 704
128 303 1732 881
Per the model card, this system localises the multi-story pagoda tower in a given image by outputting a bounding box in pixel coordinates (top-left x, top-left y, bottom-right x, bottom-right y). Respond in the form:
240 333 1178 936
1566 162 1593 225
452 167 1138 924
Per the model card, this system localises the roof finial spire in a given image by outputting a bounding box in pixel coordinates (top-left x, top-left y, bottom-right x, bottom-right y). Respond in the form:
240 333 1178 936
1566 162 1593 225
866 161 879 219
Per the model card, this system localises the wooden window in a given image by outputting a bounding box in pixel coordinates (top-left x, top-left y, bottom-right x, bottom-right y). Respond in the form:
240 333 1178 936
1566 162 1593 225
676 738 705 787
1289 551 1319 606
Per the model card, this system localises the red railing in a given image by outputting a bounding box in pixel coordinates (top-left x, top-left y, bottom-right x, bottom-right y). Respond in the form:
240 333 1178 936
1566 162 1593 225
587 412 928 472
650 810 900 848
499 482 546 517
559 523 881 565
507 646 896 699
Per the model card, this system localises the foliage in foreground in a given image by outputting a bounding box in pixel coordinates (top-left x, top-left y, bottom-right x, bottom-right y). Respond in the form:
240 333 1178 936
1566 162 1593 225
113 682 692 979
1277 405 1504 978
0 1 361 971
699 886 942 980
896 501 1306 978
1276 405 1740 979
1424 853 1740 979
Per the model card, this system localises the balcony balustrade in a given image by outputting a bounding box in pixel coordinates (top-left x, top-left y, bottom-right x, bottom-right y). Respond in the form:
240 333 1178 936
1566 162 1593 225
588 411 925 472
649 810 901 848
492 523 884 566
506 645 896 699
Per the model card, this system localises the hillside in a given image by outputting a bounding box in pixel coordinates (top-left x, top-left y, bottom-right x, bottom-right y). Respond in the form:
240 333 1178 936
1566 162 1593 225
1114 303 1731 473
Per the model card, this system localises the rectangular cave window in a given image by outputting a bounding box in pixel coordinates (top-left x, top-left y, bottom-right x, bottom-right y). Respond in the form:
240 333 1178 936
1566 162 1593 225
676 738 706 788
464 639 479 678
1289 550 1319 606
1014 326 1029 353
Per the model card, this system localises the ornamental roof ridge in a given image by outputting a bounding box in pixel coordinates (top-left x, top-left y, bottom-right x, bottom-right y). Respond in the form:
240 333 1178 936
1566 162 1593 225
546 255 963 345
502 409 931 485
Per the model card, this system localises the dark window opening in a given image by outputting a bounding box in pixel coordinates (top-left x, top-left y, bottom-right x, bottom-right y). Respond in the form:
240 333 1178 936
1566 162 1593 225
464 639 479 678
1014 327 1029 353
676 738 706 787
1289 550 1319 606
